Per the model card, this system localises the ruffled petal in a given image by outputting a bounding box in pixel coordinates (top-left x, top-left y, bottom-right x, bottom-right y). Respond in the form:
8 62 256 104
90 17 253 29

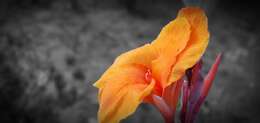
94 44 157 88
151 17 191 87
97 64 155 123
169 7 209 83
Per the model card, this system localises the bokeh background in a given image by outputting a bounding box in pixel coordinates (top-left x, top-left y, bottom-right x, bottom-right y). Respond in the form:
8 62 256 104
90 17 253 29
0 0 259 123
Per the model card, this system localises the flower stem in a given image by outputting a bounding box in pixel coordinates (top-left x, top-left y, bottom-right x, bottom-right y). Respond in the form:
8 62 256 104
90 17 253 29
152 95 174 123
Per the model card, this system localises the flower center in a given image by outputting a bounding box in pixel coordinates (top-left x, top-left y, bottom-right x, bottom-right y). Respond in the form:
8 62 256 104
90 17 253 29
145 69 152 82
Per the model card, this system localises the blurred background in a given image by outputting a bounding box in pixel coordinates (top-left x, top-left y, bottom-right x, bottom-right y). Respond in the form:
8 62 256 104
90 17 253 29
0 0 259 123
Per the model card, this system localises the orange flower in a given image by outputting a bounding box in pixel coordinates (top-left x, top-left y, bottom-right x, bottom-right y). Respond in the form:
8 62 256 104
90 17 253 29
93 7 209 123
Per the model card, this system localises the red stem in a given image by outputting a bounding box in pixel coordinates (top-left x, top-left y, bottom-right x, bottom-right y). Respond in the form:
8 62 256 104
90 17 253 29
181 81 190 123
152 95 174 123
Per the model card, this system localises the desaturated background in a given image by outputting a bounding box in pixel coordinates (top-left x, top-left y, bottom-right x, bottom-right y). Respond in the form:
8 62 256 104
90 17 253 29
0 0 259 123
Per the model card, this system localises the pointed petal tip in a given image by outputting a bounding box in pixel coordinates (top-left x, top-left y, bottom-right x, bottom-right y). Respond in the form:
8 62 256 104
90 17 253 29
180 6 204 11
93 82 98 87
178 6 207 20
93 81 101 88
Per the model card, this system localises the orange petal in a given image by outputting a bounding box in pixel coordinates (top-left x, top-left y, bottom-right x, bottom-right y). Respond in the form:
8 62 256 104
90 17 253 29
151 17 191 87
94 44 157 88
169 7 209 83
97 64 155 123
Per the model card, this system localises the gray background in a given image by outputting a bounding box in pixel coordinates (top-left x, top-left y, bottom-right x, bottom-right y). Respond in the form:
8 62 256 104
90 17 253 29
0 0 259 123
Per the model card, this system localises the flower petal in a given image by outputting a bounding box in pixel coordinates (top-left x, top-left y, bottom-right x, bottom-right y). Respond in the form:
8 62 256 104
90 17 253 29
97 64 155 123
169 7 209 83
151 17 191 87
94 44 157 88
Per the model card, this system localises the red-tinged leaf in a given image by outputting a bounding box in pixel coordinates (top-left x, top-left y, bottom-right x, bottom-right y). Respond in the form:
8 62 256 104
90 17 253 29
152 95 173 123
180 81 190 123
163 80 183 111
162 83 176 110
170 80 184 115
189 60 204 109
180 61 203 123
201 53 222 98
186 61 204 123
191 60 203 87
189 53 222 123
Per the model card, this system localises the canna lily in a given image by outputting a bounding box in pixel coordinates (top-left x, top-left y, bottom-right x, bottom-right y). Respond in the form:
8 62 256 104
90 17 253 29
94 7 211 123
